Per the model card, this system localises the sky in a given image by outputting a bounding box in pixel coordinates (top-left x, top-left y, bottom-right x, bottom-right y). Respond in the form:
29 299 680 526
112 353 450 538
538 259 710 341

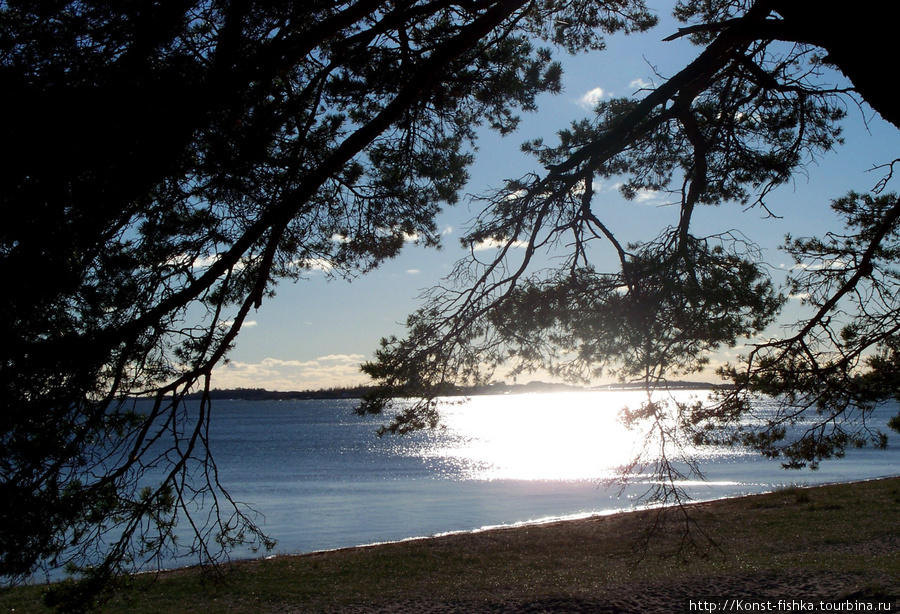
210 4 900 391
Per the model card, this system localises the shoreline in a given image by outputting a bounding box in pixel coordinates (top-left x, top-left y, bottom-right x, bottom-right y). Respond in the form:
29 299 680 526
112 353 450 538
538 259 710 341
179 477 899 613
5 477 898 613
249 473 900 565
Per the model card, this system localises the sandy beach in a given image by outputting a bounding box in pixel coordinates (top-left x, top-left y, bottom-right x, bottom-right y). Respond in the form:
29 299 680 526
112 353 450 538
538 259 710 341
200 478 900 614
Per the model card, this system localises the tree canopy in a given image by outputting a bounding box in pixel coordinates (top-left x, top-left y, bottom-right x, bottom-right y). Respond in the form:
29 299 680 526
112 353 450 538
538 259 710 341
1 0 898 608
0 0 658 607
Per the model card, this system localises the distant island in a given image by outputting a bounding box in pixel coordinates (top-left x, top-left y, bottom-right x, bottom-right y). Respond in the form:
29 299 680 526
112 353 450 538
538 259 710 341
184 380 726 401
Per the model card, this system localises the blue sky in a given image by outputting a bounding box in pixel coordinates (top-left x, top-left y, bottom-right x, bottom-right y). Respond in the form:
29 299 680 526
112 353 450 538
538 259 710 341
211 5 900 391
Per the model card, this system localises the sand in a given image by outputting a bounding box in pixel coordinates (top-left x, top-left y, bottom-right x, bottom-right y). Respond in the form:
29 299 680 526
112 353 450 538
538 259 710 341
246 479 900 614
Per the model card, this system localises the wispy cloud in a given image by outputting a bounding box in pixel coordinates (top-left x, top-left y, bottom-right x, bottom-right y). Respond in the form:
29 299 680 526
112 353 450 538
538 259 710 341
595 180 664 205
214 354 368 390
166 252 246 271
791 259 848 271
406 269 421 275
632 188 663 204
218 319 258 328
471 237 529 251
629 78 653 91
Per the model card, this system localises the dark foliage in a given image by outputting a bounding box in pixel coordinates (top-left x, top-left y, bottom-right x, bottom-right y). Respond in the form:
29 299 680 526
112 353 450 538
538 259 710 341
0 0 657 608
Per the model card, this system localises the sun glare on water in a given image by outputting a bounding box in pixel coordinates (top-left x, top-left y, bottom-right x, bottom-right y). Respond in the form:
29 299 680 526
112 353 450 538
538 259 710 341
422 391 652 481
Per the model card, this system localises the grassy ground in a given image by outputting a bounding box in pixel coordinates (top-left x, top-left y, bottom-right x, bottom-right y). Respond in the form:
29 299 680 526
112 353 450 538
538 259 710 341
3 477 899 613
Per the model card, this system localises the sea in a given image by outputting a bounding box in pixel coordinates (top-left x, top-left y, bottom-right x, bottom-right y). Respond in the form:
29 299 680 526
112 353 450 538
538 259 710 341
189 390 899 562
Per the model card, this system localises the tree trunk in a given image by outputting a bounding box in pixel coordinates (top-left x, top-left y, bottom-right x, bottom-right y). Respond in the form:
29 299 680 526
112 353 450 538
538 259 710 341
771 0 899 130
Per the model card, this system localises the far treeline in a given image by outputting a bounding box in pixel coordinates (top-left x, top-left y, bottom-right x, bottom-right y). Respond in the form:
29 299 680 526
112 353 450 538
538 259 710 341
184 380 728 401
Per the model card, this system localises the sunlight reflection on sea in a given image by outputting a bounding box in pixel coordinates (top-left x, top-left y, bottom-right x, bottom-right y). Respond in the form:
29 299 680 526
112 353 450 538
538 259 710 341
79 391 900 573
376 390 746 483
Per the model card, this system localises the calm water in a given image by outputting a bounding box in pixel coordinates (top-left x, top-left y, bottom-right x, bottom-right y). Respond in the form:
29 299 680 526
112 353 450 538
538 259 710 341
197 390 899 560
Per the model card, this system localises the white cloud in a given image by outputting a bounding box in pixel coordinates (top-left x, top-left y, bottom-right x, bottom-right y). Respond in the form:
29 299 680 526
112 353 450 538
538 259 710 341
792 259 848 271
297 257 335 272
318 353 365 362
260 357 314 367
471 237 529 251
186 253 249 271
633 188 662 203
191 254 219 269
406 269 421 274
579 86 605 109
595 180 663 204
571 178 594 198
218 319 258 328
214 354 368 390
375 227 420 243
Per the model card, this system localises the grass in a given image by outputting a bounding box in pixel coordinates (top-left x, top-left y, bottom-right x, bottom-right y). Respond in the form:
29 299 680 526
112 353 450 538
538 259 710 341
2 477 898 613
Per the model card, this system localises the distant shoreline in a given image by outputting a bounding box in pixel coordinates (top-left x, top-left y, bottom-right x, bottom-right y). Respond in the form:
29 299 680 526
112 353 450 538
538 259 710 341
176 380 730 402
